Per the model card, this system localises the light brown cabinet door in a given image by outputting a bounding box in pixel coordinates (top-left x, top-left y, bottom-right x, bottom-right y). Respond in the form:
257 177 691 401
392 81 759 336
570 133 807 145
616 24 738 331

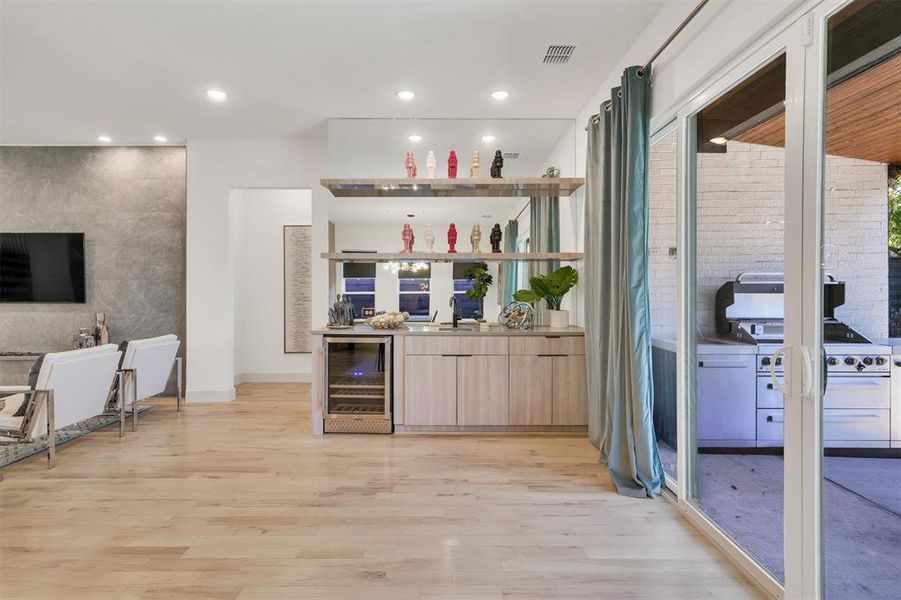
509 355 553 425
457 355 509 425
552 355 588 425
404 355 457 425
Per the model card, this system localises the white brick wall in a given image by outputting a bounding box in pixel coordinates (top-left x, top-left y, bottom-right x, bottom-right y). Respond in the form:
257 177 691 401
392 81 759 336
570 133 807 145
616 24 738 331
649 137 888 340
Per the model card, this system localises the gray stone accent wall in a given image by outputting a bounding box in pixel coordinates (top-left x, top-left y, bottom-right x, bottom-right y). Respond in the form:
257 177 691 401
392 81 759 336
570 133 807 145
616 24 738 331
0 146 186 386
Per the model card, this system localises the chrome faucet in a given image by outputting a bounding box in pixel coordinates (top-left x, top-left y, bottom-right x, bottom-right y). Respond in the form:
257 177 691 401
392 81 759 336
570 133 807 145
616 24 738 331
449 296 460 328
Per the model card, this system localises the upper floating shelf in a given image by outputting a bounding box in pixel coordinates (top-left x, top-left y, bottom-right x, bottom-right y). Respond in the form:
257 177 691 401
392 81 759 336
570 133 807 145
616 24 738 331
320 177 585 198
322 252 584 263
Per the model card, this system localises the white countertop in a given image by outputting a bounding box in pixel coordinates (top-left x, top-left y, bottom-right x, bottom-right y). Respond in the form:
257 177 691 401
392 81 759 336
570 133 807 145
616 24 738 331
312 323 585 337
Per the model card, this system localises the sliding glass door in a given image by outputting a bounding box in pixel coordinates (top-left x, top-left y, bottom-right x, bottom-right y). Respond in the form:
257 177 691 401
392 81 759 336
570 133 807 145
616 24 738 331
674 11 812 596
670 1 900 597
684 49 791 587
812 2 901 598
675 1 901 597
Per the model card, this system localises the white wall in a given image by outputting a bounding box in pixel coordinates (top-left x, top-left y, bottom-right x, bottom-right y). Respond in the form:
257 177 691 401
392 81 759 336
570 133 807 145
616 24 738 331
545 0 807 327
333 222 501 323
186 137 328 401
230 188 313 383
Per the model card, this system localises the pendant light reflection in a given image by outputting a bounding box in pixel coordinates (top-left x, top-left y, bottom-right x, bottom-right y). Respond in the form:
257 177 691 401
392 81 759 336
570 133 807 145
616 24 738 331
383 261 429 274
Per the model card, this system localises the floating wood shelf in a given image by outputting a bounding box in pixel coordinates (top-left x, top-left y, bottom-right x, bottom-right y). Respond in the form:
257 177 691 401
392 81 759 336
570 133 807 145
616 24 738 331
321 252 584 263
321 177 585 198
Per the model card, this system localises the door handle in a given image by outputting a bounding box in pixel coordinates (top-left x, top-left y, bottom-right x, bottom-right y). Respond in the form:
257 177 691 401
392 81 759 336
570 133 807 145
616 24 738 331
769 346 789 395
799 346 813 397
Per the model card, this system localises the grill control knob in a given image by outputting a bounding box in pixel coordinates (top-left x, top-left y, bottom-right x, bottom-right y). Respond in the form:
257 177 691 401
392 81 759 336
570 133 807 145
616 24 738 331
875 357 887 366
863 357 874 366
827 357 838 366
844 357 857 366
775 357 782 366
760 356 771 366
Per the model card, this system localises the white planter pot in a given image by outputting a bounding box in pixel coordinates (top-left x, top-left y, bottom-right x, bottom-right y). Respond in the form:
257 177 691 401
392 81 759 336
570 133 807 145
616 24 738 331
548 309 569 329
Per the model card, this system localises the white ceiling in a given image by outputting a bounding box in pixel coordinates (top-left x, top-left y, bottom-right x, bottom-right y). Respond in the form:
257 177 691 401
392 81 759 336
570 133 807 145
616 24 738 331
327 118 573 224
0 0 664 145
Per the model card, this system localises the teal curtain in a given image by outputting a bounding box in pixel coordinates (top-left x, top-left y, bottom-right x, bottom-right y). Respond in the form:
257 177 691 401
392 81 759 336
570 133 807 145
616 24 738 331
498 220 519 306
528 169 560 325
584 66 663 498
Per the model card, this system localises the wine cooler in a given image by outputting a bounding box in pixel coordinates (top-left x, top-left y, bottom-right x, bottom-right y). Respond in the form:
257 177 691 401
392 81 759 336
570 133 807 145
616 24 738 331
323 336 392 433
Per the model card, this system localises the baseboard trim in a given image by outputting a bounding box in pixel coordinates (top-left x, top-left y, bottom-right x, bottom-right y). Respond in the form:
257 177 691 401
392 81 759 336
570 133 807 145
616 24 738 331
186 388 236 403
234 372 312 385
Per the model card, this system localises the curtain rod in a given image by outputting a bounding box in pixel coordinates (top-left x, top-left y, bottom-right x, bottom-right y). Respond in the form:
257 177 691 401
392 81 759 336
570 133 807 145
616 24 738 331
586 0 710 129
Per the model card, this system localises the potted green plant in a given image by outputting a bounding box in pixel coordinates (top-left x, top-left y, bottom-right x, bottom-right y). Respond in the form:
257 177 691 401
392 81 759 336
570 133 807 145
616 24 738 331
464 263 493 329
513 265 579 328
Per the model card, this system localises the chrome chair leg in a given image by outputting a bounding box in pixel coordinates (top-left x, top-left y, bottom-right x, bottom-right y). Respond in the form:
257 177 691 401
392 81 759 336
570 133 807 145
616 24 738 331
46 390 55 469
176 357 183 412
117 370 126 438
132 369 138 432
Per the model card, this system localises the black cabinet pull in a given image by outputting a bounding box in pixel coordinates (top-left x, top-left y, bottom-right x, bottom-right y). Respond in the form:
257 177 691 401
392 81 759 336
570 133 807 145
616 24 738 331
544 335 562 339
767 383 774 390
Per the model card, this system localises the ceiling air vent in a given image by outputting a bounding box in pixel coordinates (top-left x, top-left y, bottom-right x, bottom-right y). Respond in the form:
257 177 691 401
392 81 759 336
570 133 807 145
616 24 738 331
543 45 576 64
503 152 520 160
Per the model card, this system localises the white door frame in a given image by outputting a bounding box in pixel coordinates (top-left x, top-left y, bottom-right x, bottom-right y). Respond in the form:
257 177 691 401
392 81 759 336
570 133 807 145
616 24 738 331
795 3 858 599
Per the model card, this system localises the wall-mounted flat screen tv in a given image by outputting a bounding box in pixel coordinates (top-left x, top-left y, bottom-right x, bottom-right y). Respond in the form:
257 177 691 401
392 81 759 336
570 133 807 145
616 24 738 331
0 233 86 303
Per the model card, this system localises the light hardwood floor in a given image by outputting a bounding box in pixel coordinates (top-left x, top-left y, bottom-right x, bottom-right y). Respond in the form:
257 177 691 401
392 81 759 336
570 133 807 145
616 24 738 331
0 383 763 599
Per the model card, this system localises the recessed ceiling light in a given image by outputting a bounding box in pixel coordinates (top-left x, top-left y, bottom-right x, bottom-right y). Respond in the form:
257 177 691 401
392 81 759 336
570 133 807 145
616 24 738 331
709 136 728 145
153 135 168 143
481 135 496 143
491 90 510 100
408 134 422 142
206 89 228 102
97 135 112 143
397 90 415 101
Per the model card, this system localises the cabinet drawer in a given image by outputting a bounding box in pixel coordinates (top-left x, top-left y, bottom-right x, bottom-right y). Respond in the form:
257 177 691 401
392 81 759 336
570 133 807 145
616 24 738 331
404 336 461 355
509 335 585 356
458 337 509 356
757 408 890 443
757 376 890 410
757 377 783 408
824 377 890 409
404 336 508 355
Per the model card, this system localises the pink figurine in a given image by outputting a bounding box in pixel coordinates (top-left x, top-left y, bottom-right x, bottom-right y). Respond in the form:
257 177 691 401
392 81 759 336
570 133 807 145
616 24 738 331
401 223 415 253
405 152 417 179
447 150 458 179
447 223 458 253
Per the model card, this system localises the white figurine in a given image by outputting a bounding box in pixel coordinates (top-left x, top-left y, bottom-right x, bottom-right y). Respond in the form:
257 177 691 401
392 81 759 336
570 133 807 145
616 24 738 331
470 150 480 178
470 224 482 253
424 223 436 251
426 150 436 179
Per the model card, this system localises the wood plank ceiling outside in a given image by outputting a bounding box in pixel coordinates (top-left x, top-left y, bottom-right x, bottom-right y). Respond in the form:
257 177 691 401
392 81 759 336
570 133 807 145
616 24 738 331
735 51 901 164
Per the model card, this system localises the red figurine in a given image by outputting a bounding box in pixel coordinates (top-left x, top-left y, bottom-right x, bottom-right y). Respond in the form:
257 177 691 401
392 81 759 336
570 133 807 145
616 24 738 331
447 223 458 253
405 151 417 179
401 223 415 253
447 150 458 179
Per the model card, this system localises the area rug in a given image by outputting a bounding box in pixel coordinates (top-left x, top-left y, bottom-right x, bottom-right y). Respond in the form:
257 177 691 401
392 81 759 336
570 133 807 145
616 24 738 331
1 405 152 468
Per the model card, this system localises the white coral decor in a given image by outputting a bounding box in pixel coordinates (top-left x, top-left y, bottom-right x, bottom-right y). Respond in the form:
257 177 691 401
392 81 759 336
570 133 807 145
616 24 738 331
367 311 410 329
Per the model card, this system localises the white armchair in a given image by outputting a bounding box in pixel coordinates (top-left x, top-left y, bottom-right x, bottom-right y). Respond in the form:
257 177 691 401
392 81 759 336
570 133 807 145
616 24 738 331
117 334 181 435
0 344 121 470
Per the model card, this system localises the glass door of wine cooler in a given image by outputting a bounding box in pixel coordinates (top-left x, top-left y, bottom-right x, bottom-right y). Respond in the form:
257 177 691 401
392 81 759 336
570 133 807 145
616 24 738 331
324 336 392 433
